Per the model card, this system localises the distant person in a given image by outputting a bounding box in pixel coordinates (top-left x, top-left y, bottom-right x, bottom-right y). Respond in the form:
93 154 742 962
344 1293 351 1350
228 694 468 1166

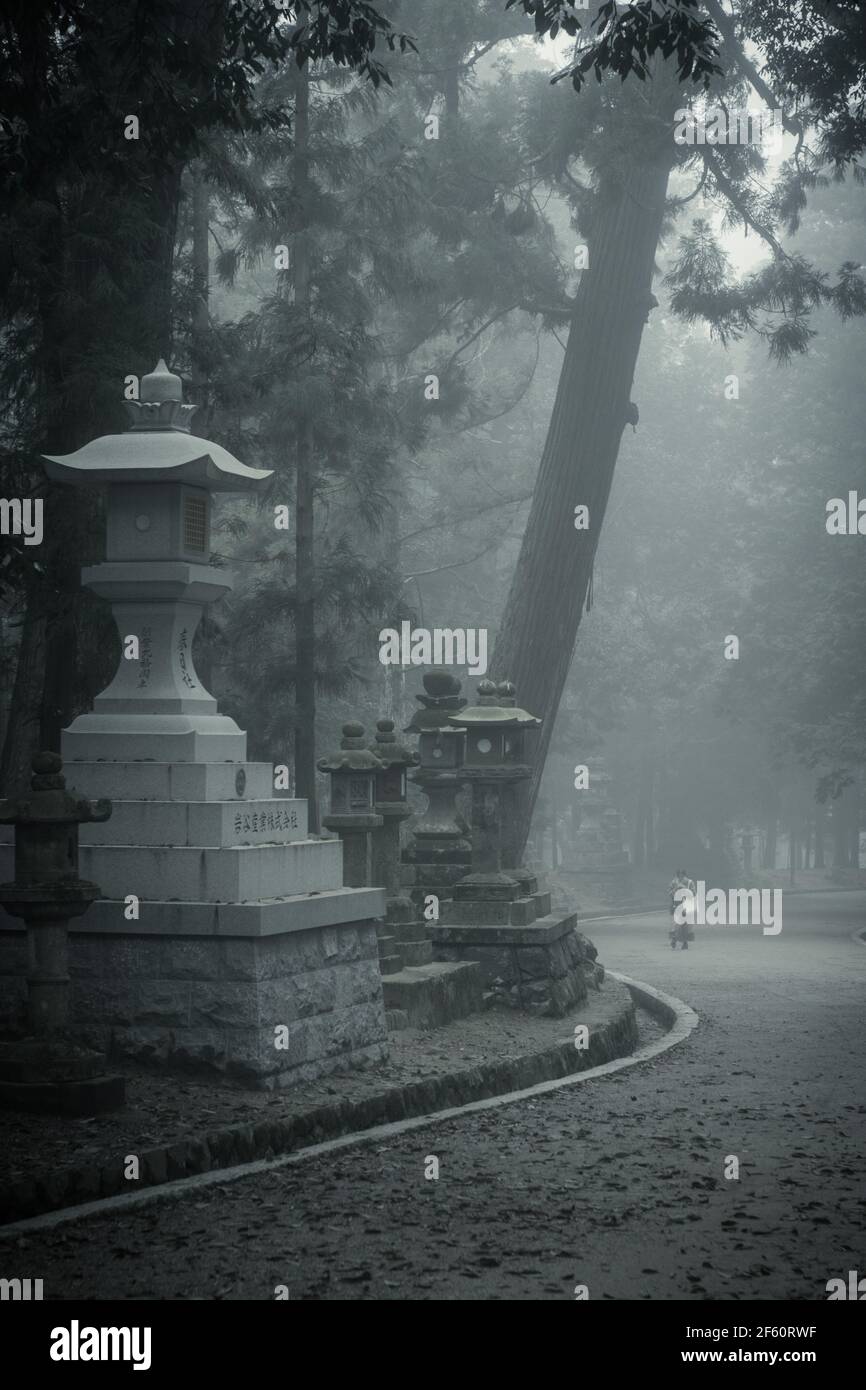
669 869 696 950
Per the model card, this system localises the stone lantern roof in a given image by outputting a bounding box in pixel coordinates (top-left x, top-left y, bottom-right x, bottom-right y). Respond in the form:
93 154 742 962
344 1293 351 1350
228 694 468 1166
369 719 420 770
447 679 541 729
318 723 385 774
404 671 467 734
41 359 272 493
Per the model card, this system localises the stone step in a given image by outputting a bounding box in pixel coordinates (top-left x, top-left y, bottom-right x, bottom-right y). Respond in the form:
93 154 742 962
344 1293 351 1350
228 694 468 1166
0 838 343 905
74 799 308 848
440 895 539 927
0 886 387 938
55 761 277 803
397 939 434 967
62 714 247 765
390 919 430 944
382 960 483 1027
385 1008 410 1031
379 952 404 975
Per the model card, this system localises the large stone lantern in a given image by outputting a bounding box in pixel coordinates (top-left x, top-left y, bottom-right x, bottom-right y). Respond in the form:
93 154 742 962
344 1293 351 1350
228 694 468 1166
42 359 272 764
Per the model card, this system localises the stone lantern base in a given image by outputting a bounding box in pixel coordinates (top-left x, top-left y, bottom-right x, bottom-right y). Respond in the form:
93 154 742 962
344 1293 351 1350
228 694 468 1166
0 757 390 1089
0 1037 125 1116
431 869 601 1017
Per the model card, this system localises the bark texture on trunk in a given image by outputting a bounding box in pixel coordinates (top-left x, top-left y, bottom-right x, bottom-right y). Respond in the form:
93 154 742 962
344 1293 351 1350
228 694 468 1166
489 92 678 857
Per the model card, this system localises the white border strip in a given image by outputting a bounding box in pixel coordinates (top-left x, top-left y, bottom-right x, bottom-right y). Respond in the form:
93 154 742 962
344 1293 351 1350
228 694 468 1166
0 973 698 1236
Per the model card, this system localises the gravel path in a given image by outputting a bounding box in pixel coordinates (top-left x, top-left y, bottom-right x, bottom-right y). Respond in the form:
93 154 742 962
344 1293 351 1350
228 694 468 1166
5 892 865 1301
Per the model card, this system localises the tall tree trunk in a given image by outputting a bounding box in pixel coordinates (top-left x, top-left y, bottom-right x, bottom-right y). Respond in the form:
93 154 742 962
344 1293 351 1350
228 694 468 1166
763 816 777 869
292 65 319 831
0 613 48 793
832 794 850 869
634 707 654 868
191 168 211 396
489 76 680 858
814 806 825 869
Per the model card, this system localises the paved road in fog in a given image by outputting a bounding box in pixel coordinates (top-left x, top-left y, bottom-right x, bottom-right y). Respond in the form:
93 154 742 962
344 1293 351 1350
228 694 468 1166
11 891 866 1301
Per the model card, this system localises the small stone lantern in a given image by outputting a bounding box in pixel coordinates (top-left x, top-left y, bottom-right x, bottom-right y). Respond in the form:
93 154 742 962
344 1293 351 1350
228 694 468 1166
448 678 540 874
403 673 472 907
369 719 419 896
318 723 384 888
369 720 431 969
0 752 124 1114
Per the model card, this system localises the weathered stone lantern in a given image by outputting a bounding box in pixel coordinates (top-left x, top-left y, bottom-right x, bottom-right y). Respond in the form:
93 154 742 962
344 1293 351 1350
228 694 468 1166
0 752 124 1114
448 678 540 875
369 719 419 895
433 685 596 1019
403 672 472 909
368 719 431 969
41 359 272 765
318 723 384 888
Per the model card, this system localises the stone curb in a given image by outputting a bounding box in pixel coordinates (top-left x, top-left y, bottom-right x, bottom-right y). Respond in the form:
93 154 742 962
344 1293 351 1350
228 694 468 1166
0 983 643 1228
0 974 698 1236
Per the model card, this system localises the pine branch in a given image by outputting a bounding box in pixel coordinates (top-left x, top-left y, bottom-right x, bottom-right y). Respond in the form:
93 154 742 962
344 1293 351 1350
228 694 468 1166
398 491 533 546
704 151 787 258
703 0 804 140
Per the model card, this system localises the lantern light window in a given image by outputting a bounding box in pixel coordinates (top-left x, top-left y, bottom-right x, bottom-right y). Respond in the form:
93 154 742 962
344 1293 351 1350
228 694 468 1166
183 493 207 552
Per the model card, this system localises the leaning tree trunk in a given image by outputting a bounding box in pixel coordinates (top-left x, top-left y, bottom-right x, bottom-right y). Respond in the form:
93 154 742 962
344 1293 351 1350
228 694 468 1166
489 77 681 858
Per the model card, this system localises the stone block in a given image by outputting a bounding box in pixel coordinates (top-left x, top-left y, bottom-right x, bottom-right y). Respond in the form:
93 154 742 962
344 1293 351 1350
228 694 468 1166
62 760 276 803
335 959 384 1010
382 960 483 1028
188 981 261 1028
0 933 26 973
133 980 191 1027
80 797 309 849
77 837 343 903
258 970 336 1023
159 937 222 981
0 976 27 1026
220 938 259 982
74 980 140 1028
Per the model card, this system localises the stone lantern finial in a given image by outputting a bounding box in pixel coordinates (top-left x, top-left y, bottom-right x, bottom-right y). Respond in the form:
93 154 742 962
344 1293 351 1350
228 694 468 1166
141 359 183 403
124 358 198 433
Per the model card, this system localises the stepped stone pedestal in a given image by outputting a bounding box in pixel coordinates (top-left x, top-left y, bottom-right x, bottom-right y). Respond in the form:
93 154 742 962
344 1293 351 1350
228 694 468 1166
433 870 602 1017
0 362 389 1087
